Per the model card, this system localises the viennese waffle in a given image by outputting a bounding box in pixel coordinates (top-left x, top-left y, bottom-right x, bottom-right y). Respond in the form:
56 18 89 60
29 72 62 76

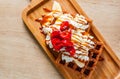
57 41 103 79
36 1 103 79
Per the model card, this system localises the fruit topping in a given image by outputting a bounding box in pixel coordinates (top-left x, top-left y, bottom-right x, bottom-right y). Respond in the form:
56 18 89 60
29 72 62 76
51 21 75 55
60 21 69 31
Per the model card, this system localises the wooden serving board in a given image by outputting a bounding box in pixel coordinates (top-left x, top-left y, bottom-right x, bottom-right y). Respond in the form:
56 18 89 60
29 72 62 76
22 0 120 79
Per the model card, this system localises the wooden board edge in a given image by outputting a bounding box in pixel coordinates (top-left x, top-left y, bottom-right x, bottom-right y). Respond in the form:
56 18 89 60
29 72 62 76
21 0 120 78
91 24 120 67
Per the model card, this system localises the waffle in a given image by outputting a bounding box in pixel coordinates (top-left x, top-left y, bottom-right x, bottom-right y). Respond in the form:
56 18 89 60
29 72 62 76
56 41 103 79
36 1 104 79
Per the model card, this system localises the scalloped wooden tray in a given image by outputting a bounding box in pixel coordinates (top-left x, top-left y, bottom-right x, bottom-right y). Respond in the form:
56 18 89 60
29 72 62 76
22 0 120 79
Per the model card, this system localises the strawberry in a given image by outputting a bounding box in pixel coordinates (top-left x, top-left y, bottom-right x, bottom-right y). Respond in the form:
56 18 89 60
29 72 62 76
69 48 75 56
60 31 71 40
51 38 62 50
60 21 69 31
51 30 60 39
66 46 75 56
62 40 73 47
50 21 75 56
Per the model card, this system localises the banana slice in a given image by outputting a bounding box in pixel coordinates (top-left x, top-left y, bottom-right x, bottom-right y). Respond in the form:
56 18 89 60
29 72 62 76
52 1 62 12
74 59 85 68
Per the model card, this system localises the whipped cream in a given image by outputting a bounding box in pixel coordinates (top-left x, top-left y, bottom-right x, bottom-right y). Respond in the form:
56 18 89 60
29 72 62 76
38 7 95 68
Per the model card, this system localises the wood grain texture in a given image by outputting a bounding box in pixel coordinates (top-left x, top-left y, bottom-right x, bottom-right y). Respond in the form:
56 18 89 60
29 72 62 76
0 0 120 79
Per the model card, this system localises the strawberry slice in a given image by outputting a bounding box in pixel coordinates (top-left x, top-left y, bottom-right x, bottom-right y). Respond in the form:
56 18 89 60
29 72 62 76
62 40 73 47
51 38 61 45
51 30 60 39
54 44 63 51
60 21 69 31
66 46 75 56
69 48 75 56
60 31 71 40
51 38 62 50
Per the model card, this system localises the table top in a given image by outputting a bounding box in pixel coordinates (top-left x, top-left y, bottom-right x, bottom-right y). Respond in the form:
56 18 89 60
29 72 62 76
0 0 120 79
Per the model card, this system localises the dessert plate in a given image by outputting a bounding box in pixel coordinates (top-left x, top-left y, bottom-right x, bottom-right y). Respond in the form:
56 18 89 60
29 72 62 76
22 0 120 79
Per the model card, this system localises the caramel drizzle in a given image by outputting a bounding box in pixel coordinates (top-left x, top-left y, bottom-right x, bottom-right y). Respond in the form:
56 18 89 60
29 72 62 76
43 7 51 12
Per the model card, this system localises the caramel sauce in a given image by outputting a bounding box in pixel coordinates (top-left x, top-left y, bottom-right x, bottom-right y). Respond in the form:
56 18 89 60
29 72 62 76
82 32 88 35
69 24 75 29
40 15 53 25
43 7 51 12
51 18 57 25
78 20 86 25
35 18 41 22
